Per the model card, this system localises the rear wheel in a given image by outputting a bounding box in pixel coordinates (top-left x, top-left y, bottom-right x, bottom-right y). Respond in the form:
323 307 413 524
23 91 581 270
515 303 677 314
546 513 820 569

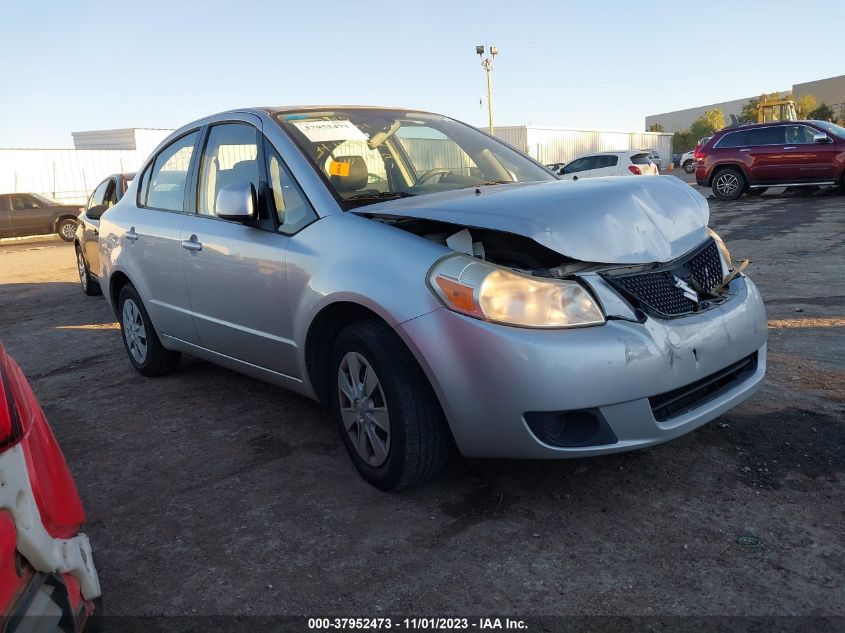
329 320 450 491
712 168 745 201
745 187 767 196
683 160 695 174
76 245 101 296
117 283 180 377
56 219 77 242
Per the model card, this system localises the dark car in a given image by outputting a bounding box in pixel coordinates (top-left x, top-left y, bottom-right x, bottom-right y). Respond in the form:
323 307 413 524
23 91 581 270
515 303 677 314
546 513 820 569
0 193 82 241
74 173 134 296
695 120 845 200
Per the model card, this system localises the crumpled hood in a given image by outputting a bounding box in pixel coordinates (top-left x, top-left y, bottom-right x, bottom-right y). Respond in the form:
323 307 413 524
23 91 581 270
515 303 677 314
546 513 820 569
359 176 710 264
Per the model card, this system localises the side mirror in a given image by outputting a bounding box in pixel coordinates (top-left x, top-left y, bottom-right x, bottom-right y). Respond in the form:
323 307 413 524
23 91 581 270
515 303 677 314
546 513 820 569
85 204 109 220
813 133 832 144
216 181 256 222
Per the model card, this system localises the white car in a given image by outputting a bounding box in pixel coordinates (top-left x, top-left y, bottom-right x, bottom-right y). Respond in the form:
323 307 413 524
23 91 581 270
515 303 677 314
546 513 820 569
681 150 696 174
553 151 659 180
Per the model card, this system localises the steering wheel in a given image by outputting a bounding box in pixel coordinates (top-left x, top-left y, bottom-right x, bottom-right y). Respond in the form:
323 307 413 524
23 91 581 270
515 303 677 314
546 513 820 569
367 173 385 184
414 168 452 185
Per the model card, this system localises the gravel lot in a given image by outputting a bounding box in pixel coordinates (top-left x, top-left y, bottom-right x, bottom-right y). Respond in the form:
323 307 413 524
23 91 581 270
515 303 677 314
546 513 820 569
0 181 843 618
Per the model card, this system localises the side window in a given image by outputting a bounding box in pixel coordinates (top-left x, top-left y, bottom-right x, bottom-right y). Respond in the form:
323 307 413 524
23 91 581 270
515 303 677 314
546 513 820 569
748 127 785 146
86 180 110 211
144 131 198 212
11 195 41 210
597 155 618 168
787 125 821 144
267 145 317 234
630 153 652 165
197 124 260 216
717 131 749 148
104 179 118 206
563 157 591 174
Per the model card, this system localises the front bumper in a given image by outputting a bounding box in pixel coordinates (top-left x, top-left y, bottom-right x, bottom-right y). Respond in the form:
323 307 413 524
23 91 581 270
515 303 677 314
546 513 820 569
397 276 767 458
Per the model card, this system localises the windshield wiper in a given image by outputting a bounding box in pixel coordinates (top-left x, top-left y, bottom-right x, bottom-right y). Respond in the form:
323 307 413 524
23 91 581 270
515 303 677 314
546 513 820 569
343 191 415 201
460 180 512 189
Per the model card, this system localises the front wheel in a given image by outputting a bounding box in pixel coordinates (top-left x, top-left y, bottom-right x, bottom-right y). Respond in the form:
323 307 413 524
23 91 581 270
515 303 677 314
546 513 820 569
683 160 695 174
712 168 746 201
117 283 180 377
56 219 77 242
330 320 450 491
76 245 101 296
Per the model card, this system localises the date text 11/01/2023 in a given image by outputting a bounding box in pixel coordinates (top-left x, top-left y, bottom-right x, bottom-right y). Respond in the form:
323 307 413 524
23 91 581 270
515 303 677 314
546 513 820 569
307 618 528 630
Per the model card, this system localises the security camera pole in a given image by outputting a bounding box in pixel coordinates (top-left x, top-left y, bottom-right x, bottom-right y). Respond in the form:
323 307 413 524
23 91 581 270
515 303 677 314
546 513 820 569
476 44 498 134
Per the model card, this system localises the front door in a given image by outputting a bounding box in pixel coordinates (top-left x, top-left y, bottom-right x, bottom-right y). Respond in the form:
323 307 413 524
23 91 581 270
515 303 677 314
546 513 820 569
782 124 840 182
0 196 11 237
8 194 54 235
180 120 299 378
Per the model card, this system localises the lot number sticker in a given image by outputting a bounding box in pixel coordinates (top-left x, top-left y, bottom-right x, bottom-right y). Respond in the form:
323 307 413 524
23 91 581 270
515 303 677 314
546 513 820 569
290 119 368 142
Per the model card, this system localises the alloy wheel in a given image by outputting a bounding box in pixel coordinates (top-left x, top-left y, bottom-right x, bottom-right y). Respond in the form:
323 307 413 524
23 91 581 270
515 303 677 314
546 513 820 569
122 299 148 364
715 173 740 197
61 222 76 240
337 351 391 467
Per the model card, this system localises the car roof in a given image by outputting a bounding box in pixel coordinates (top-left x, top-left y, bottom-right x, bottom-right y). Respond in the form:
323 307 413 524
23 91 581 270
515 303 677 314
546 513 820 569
715 119 822 133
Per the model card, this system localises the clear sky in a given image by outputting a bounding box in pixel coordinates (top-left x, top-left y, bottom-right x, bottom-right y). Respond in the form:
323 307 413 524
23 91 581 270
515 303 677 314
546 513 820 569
1 0 842 147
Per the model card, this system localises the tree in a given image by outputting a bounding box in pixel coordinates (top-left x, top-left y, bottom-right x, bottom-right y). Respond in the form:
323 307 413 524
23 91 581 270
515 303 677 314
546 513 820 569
673 130 693 152
648 123 665 132
704 108 725 131
795 94 818 119
809 103 835 121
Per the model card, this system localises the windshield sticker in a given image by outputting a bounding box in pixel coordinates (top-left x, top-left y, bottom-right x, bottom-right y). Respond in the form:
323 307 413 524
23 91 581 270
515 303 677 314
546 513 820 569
290 119 368 142
328 160 351 177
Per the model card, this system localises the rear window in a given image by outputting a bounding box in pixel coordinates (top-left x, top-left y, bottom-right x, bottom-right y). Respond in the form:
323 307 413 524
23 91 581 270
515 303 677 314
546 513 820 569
630 153 652 165
715 131 749 148
748 127 785 146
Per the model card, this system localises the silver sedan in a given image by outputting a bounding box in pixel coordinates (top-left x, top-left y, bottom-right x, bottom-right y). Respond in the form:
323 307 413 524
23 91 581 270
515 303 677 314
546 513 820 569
98 106 767 490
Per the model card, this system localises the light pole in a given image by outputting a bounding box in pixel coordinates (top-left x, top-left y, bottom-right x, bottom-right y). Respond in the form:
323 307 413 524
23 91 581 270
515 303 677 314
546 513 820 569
476 44 498 134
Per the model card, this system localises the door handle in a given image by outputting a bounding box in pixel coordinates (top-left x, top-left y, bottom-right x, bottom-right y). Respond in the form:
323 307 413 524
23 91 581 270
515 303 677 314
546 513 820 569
93 229 99 236
181 236 203 252
739 148 751 152
783 146 796 150
125 228 139 242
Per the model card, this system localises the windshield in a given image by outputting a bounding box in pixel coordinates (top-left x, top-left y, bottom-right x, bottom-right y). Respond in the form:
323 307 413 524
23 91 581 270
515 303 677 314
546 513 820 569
30 193 61 206
275 109 555 208
812 120 845 139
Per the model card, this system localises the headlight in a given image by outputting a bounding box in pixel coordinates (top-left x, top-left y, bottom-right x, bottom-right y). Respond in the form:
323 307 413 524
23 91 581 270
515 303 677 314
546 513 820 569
428 254 605 328
707 227 732 277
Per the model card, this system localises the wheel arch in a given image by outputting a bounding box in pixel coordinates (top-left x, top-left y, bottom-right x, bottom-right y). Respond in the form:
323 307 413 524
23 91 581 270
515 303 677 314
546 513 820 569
108 270 132 317
52 214 79 230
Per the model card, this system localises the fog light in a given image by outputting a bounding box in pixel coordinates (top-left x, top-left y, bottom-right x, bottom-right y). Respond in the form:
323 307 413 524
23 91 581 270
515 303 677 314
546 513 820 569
524 409 618 448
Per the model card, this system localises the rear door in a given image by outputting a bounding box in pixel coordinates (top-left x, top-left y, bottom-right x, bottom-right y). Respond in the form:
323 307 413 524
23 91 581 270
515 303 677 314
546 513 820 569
747 126 786 183
8 194 54 235
129 130 201 343
180 118 303 378
589 155 619 177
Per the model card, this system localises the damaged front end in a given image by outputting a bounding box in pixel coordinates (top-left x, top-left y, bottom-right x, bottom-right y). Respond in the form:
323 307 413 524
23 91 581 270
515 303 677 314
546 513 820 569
358 212 749 328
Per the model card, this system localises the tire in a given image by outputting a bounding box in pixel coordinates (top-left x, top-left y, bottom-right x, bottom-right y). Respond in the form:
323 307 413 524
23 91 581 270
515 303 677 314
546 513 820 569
117 283 180 377
683 160 695 174
711 168 746 201
76 244 102 296
329 320 450 491
56 218 77 242
745 187 768 196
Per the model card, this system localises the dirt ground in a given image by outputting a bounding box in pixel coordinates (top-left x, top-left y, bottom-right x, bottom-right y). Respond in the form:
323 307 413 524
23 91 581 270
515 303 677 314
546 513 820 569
0 182 843 618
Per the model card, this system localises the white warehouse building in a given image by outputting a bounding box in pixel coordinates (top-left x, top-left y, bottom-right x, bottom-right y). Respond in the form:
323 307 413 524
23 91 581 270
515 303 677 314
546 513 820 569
487 125 673 167
0 128 172 205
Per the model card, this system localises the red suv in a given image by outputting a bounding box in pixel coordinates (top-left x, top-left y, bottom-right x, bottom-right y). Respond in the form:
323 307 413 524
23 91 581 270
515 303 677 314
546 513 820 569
695 120 845 200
